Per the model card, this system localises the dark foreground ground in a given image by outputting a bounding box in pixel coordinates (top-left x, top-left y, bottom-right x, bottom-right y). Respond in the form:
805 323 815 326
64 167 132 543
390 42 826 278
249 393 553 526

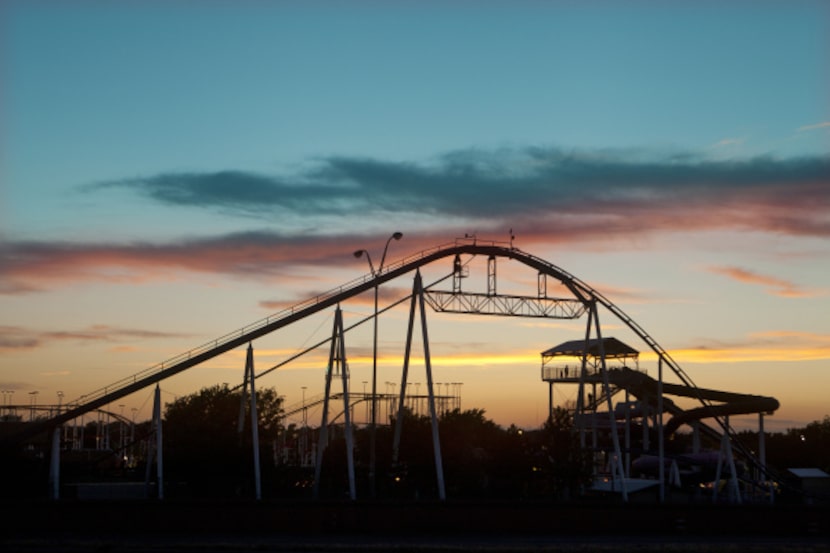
2 500 828 552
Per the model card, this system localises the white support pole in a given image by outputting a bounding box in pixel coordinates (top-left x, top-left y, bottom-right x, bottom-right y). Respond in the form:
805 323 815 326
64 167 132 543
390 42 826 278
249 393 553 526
658 355 665 503
576 310 593 450
392 286 419 465
624 389 631 478
713 432 724 504
713 415 742 504
49 427 60 500
237 352 249 438
246 344 262 500
670 459 682 488
153 384 164 500
758 413 766 474
313 308 340 500
724 416 742 504
592 303 627 502
759 412 773 504
335 310 356 501
417 271 446 501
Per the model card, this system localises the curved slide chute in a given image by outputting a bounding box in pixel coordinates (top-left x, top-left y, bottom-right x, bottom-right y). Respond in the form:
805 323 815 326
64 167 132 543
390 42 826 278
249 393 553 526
609 368 779 436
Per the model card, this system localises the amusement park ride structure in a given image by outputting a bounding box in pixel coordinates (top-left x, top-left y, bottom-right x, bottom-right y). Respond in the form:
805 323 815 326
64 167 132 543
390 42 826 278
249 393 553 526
2 237 781 503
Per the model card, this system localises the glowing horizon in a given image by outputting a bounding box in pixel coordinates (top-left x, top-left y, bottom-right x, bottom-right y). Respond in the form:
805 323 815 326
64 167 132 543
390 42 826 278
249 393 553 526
2 1 829 434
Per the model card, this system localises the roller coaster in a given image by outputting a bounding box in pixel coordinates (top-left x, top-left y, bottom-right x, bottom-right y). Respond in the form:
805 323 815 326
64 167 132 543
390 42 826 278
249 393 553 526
1 237 782 503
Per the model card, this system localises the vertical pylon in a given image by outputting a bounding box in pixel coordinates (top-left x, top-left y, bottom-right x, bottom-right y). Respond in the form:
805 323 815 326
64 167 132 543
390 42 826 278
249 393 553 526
713 415 742 504
153 384 164 500
49 426 60 500
657 355 665 502
238 344 262 500
313 306 356 500
392 270 446 501
576 306 592 450
591 302 628 502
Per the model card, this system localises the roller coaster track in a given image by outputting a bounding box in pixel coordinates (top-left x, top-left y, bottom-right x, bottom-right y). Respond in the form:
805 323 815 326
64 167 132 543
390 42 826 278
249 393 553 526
2 238 746 447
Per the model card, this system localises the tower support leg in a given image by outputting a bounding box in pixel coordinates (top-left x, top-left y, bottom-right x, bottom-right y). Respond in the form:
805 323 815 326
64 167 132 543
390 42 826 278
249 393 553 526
244 344 262 500
392 270 446 500
154 384 164 500
592 302 628 502
49 427 60 500
658 356 665 503
313 307 356 500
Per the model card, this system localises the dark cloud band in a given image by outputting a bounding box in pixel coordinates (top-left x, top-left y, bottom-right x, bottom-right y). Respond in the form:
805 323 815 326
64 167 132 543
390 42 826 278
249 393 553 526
88 148 830 219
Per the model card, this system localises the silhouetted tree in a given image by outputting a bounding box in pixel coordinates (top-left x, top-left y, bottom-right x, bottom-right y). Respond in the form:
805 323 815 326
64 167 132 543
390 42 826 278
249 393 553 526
534 406 593 500
162 384 283 498
765 415 830 475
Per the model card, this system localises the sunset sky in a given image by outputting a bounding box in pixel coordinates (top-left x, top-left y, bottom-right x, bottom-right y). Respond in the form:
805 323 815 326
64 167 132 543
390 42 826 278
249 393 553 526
2 1 828 433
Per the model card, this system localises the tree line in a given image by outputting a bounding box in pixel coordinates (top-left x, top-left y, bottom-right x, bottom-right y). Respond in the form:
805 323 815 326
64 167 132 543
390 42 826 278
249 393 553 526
2 385 828 500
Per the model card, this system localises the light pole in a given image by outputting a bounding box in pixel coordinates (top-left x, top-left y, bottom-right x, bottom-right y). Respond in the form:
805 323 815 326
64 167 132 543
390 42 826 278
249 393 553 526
29 391 38 422
301 386 307 426
354 231 403 498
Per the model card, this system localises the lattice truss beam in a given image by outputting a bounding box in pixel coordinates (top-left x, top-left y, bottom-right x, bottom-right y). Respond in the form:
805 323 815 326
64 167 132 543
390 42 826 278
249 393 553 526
423 290 586 319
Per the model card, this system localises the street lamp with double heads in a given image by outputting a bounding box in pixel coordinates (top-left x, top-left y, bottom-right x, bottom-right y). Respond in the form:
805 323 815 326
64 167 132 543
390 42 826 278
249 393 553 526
354 231 402 498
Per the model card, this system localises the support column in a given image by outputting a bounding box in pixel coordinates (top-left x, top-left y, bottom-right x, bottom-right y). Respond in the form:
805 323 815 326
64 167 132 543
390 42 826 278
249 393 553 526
49 427 60 500
657 356 665 503
392 284 419 465
592 302 627 502
418 271 446 501
624 389 631 478
392 271 446 500
313 307 356 500
576 308 593 450
713 415 742 504
487 255 496 296
245 345 262 500
153 384 164 500
548 381 553 423
759 412 773 504
337 312 357 501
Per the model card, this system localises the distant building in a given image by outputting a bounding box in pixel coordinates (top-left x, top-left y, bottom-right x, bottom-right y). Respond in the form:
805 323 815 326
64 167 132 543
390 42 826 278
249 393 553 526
787 468 830 503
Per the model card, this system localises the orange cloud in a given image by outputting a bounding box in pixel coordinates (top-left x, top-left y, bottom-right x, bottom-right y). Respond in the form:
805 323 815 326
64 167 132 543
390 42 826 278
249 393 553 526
259 286 412 311
707 265 822 298
650 331 830 363
0 325 192 352
3 183 829 298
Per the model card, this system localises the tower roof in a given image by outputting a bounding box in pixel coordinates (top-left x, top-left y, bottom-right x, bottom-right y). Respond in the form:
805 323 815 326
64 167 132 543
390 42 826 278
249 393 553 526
541 337 639 359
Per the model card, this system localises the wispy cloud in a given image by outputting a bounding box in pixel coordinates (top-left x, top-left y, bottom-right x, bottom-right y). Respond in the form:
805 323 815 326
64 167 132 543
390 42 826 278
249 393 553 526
0 231 382 294
707 265 823 298
0 325 192 352
710 137 744 148
663 331 830 363
797 121 830 132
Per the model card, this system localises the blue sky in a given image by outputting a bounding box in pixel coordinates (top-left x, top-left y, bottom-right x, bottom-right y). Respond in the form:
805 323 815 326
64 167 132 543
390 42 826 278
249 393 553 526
1 1 829 431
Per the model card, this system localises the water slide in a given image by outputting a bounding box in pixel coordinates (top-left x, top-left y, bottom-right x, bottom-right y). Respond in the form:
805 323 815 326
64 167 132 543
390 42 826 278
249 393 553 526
606 367 780 436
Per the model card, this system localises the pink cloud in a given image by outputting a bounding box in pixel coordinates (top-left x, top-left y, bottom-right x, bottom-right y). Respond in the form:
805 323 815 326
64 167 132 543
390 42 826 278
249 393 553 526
2 172 829 298
0 325 192 352
707 265 822 298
